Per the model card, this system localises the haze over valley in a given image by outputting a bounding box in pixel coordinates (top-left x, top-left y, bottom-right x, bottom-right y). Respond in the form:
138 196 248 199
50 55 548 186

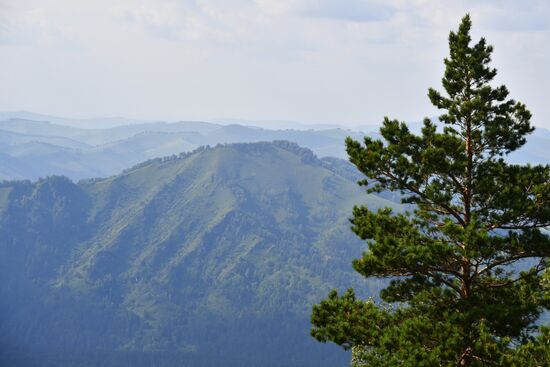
1 112 548 182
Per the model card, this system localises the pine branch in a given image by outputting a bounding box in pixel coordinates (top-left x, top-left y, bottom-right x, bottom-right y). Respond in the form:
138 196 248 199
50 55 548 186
379 168 467 227
476 260 546 289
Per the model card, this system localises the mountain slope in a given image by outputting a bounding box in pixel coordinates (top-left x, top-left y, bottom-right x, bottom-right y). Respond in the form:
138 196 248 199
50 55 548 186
0 142 396 367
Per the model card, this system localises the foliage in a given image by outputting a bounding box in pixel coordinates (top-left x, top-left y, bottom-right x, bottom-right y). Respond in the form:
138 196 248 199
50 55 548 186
311 14 550 366
0 142 396 367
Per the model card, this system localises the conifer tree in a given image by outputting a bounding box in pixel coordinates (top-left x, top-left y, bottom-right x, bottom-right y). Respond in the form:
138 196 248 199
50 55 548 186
311 15 550 366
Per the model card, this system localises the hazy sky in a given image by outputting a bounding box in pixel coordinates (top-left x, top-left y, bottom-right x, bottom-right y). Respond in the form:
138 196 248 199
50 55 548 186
0 0 549 127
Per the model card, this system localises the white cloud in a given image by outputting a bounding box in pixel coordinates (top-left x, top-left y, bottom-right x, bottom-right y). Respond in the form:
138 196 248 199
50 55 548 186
0 0 548 128
299 0 395 22
112 1 213 42
254 0 305 15
0 3 76 47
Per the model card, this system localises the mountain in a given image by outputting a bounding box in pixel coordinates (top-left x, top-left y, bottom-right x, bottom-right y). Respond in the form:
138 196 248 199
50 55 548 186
1 117 548 182
0 119 367 180
0 142 398 367
0 118 222 145
212 118 334 130
0 129 90 150
508 127 550 164
0 112 375 131
0 111 151 129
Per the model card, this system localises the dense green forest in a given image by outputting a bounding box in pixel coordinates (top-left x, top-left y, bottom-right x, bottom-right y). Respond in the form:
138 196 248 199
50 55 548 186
0 141 399 366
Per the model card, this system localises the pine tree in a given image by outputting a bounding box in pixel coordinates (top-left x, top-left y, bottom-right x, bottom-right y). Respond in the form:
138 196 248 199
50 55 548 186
311 14 550 366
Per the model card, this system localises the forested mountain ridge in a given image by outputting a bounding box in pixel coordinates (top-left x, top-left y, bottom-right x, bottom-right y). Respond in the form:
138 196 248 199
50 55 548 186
0 141 397 367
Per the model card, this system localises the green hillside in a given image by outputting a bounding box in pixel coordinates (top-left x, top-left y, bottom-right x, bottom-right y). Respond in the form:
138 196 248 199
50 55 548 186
0 141 397 367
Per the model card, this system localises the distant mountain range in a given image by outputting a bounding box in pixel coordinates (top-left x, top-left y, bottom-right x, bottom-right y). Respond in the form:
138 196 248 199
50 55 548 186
0 141 399 366
1 113 548 181
0 116 371 180
0 111 381 131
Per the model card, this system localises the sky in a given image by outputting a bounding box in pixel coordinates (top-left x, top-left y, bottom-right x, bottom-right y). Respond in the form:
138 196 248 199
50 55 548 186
0 0 549 128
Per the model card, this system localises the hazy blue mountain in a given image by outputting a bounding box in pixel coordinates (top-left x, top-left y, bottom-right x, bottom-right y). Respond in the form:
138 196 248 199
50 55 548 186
90 131 203 159
0 129 90 150
0 119 368 180
211 117 379 131
0 112 374 131
1 117 548 181
0 111 151 129
0 142 397 367
91 121 222 144
0 119 92 140
0 118 222 145
508 127 550 164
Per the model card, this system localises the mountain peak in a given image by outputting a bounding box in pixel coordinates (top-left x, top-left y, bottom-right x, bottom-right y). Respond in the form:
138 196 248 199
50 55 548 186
119 140 322 177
